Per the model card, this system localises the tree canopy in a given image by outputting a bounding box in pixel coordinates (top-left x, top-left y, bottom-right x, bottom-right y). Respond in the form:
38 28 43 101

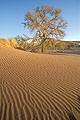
23 5 67 52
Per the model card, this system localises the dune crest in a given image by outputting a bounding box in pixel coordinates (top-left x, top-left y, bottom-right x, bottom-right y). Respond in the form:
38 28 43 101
0 47 80 120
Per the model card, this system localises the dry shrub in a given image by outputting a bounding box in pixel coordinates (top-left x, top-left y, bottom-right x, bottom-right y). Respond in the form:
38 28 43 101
9 37 17 47
0 38 10 46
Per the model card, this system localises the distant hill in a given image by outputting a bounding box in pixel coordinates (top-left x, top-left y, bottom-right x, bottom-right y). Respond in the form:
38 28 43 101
63 41 80 46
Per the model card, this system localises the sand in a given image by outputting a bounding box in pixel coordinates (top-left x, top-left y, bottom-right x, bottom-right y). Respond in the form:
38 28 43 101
0 46 80 120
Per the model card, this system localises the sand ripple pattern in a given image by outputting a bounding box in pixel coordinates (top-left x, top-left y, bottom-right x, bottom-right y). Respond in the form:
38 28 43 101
0 47 80 120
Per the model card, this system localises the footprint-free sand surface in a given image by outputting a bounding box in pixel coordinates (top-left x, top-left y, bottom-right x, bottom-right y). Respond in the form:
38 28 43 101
0 46 80 120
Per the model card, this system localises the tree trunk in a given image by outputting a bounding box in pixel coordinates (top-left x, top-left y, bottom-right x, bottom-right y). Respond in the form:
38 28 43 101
41 37 45 52
41 43 43 52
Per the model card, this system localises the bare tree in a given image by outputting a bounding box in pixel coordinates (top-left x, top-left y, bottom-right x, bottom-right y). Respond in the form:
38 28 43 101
23 5 67 52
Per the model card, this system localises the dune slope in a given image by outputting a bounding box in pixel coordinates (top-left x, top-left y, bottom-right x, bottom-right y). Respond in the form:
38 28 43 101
0 47 80 120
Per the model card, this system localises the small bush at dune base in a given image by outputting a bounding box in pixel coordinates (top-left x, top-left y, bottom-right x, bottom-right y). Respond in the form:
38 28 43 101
9 37 18 48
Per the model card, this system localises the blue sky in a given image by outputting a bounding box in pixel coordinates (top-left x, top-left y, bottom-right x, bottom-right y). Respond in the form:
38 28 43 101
0 0 80 41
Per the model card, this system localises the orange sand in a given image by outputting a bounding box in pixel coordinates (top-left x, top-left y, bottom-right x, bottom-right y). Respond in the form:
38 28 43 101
0 46 80 120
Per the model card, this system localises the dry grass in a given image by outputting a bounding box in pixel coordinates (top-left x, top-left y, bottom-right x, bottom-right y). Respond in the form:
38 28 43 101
9 37 17 47
0 46 80 120
0 38 17 48
0 38 10 47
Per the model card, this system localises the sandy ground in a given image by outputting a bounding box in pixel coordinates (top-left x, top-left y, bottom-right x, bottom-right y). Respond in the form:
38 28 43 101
0 46 80 120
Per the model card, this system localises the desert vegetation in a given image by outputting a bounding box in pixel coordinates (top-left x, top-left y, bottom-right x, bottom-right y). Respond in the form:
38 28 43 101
1 5 79 53
0 38 17 48
22 5 67 52
0 3 80 120
0 37 79 53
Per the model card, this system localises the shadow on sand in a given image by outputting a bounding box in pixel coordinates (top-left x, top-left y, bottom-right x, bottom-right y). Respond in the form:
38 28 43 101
15 47 80 56
68 112 77 120
78 96 80 102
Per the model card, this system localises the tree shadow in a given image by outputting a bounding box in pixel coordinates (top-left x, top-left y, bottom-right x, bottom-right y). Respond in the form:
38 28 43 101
77 95 80 102
15 47 27 51
68 112 77 120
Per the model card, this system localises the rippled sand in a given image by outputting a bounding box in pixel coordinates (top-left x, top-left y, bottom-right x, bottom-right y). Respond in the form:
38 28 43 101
0 46 80 120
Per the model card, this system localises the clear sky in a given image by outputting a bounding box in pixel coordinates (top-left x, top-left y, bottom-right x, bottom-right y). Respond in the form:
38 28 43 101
0 0 80 41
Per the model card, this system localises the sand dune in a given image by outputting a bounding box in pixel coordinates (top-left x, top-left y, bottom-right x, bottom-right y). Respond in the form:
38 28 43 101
0 46 80 120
